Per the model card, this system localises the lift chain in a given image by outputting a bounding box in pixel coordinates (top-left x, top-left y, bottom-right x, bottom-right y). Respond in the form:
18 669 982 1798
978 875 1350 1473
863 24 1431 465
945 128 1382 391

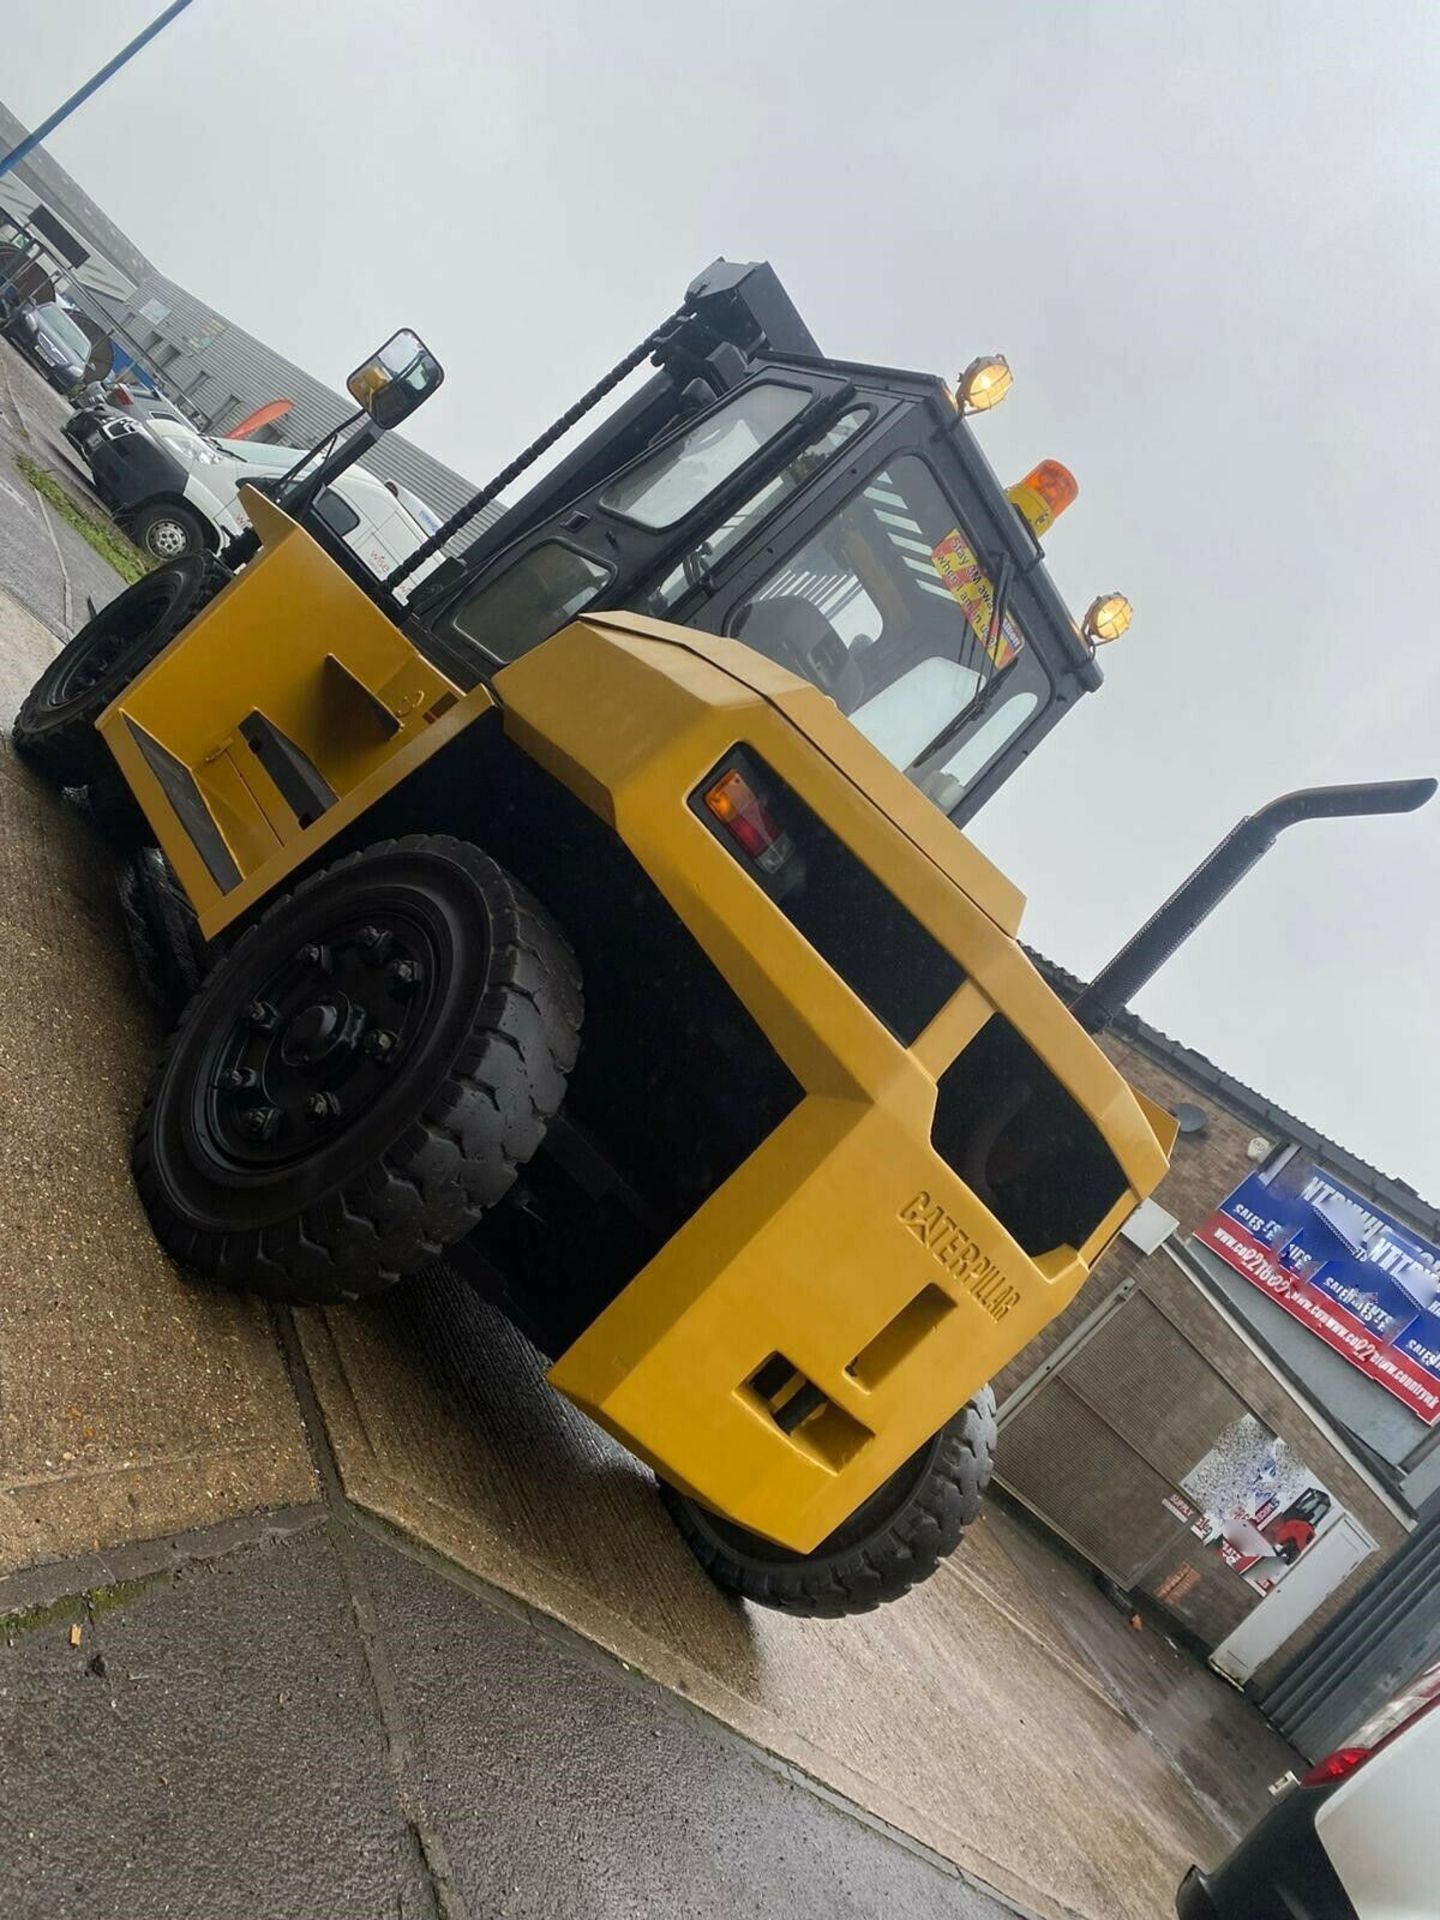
383 307 691 592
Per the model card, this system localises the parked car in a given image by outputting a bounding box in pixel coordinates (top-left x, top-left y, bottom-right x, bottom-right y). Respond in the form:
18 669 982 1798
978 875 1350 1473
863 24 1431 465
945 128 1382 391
108 387 193 428
81 411 443 581
64 390 198 464
81 412 249 557
2 300 92 391
1178 1661 1440 1919
211 435 444 582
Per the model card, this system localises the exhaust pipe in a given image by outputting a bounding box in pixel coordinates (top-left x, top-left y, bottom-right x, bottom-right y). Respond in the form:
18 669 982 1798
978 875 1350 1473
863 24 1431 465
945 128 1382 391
1070 778 1437 1035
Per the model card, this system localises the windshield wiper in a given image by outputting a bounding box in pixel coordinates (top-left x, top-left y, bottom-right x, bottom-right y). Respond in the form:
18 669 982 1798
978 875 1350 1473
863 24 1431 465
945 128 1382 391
906 659 1018 775
906 552 1015 771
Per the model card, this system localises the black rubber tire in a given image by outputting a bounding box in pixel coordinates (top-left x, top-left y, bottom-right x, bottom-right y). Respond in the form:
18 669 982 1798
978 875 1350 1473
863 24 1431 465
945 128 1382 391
116 846 210 1021
70 769 153 850
12 556 211 787
129 500 208 562
659 1388 997 1617
132 834 582 1305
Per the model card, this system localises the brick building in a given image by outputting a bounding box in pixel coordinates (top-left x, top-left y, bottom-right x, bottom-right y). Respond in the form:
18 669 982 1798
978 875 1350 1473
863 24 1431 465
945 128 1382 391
993 959 1437 1708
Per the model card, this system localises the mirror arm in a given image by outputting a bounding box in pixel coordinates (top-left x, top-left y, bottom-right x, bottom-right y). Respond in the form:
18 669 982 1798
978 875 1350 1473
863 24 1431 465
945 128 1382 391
279 415 382 518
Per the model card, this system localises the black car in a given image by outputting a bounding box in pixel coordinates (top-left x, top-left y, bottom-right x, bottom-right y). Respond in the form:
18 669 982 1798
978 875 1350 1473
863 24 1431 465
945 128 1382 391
3 301 92 391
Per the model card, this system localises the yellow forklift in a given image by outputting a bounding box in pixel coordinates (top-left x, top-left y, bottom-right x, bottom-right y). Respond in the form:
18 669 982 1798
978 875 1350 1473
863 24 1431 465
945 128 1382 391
13 263 1432 1613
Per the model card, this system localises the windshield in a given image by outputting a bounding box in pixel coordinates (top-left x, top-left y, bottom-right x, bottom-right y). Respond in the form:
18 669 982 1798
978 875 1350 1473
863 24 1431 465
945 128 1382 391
38 305 90 359
599 381 812 528
726 455 1050 817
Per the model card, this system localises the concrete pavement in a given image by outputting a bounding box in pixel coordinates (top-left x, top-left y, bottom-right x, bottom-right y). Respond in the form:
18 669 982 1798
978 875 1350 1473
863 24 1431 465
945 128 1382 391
298 1272 1270 1920
0 339 124 641
0 352 1293 1919
1 1506 1019 1920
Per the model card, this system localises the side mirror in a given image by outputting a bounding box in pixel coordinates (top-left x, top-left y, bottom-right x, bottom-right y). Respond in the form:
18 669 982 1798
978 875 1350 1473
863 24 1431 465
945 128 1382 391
347 328 444 430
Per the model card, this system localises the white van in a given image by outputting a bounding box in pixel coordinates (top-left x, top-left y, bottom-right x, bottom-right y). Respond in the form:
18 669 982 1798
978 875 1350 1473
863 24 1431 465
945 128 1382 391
86 412 442 587
213 437 444 584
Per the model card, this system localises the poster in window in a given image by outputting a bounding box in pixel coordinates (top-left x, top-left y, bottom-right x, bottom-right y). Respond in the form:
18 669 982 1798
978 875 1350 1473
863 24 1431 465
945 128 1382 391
929 529 1024 669
1178 1414 1341 1594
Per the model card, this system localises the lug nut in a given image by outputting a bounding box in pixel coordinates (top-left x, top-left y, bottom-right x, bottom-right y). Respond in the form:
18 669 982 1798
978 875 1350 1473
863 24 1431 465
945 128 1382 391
246 999 278 1031
217 1066 258 1093
387 958 421 996
364 1028 398 1062
305 1091 341 1122
357 926 393 964
239 1105 280 1140
298 942 332 973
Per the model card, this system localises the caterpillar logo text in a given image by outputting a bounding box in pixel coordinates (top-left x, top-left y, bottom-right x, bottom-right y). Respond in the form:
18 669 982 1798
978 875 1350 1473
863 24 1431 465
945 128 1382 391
901 1192 1021 1321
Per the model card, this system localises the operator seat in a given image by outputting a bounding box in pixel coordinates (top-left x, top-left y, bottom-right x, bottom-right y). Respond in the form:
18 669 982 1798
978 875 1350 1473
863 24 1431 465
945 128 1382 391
732 595 866 713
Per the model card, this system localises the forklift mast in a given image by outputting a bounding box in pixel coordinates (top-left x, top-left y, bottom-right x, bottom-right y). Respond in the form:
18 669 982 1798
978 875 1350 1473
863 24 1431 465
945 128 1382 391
452 261 822 569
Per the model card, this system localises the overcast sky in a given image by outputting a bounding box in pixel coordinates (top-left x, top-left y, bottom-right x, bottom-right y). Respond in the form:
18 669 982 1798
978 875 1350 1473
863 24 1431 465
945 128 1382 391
9 0 1439 1198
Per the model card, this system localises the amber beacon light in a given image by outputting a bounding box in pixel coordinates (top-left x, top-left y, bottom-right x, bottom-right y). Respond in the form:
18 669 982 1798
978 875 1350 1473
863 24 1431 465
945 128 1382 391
1005 459 1078 537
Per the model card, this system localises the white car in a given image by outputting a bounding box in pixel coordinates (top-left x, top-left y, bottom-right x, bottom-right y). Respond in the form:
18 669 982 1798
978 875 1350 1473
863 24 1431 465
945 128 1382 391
1178 1662 1440 1920
84 412 441 587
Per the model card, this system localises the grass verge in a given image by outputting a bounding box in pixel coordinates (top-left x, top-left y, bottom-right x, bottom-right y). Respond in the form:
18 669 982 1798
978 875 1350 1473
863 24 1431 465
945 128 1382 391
15 453 149 584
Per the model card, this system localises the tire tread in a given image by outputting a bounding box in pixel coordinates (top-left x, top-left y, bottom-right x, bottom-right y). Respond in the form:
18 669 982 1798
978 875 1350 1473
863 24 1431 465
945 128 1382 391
658 1390 998 1618
12 557 214 786
132 834 581 1305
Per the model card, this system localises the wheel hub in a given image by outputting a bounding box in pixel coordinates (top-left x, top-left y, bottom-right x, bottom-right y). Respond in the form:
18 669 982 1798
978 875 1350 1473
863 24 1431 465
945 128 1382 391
204 915 437 1168
49 577 185 708
148 519 188 558
280 997 361 1065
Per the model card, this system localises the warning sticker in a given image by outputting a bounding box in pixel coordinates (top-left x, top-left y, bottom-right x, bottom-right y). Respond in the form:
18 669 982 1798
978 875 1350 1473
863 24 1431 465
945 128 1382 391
930 530 1024 670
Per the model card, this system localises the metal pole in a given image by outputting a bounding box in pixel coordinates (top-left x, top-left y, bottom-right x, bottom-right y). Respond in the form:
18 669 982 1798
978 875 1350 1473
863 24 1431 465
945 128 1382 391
0 0 198 182
0 232 40 303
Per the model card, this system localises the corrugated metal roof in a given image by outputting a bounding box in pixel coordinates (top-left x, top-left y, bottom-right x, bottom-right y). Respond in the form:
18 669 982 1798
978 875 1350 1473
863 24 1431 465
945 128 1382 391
0 99 503 540
0 100 150 283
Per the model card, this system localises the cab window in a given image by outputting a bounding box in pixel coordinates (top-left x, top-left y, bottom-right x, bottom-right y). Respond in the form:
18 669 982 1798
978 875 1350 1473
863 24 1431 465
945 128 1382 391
642 408 870 613
449 542 612 662
599 382 811 529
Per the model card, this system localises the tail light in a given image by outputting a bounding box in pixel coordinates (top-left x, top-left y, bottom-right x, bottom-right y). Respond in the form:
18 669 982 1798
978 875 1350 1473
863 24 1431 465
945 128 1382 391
689 748 963 1043
1302 1746 1371 1786
1301 1678 1440 1787
702 766 795 877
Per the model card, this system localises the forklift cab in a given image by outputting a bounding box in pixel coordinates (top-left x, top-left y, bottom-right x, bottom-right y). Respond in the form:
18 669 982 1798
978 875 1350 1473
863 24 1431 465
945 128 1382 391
406 272 1102 829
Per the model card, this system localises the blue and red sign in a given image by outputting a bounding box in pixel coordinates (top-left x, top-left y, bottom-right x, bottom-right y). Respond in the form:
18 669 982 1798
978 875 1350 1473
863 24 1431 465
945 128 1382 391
1197 1162 1440 1426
